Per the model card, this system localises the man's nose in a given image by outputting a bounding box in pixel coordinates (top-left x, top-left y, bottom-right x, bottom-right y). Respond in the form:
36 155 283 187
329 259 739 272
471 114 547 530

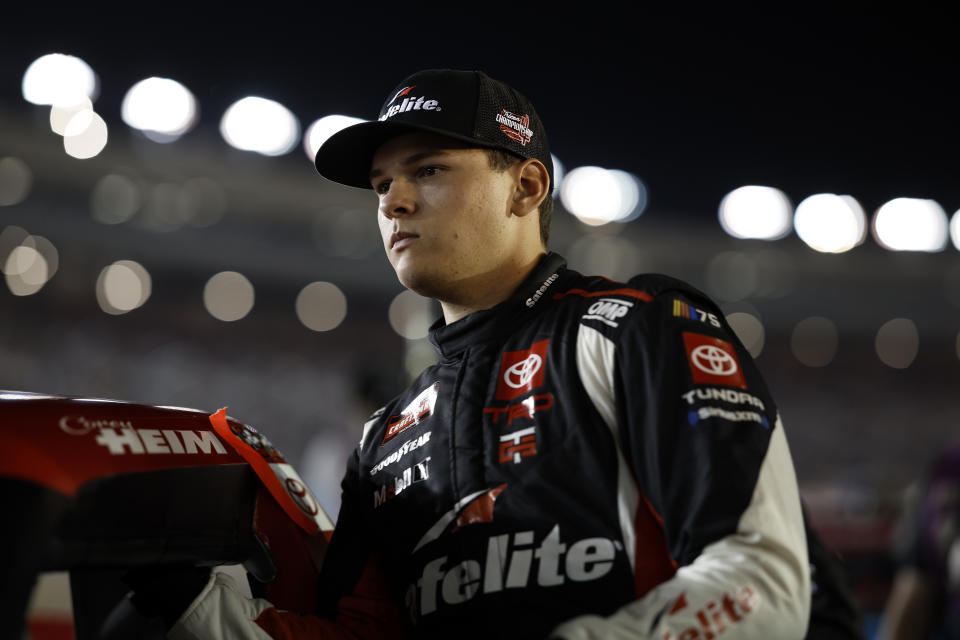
380 179 416 218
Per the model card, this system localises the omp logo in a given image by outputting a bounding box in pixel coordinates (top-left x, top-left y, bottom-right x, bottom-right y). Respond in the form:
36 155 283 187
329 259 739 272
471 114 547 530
383 382 439 445
496 110 533 146
660 585 760 640
682 333 747 389
496 340 549 401
499 427 536 464
408 525 621 616
582 298 633 328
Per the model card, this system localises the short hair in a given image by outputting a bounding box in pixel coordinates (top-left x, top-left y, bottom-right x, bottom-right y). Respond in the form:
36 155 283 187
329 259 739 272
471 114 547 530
486 148 553 246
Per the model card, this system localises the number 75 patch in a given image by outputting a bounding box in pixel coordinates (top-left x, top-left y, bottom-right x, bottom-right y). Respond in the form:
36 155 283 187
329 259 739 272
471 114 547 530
672 299 721 328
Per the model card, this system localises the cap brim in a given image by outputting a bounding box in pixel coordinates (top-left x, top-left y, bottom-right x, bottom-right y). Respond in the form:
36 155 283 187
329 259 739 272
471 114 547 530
314 120 506 190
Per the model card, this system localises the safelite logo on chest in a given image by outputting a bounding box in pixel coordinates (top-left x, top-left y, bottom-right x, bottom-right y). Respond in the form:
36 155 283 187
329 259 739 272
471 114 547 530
495 339 549 401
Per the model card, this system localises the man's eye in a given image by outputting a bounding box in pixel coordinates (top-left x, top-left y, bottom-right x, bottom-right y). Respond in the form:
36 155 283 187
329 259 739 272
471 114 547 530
419 166 441 177
374 180 391 194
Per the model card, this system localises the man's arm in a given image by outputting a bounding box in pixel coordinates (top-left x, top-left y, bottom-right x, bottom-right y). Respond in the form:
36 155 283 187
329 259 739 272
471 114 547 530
168 449 407 640
553 284 810 639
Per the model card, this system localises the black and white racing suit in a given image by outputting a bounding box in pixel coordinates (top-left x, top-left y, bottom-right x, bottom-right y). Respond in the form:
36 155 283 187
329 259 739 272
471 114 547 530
170 252 811 639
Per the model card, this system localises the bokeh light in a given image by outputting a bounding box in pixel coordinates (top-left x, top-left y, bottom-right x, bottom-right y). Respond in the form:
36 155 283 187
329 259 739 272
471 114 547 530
204 271 255 321
122 77 198 141
873 198 948 252
567 234 645 282
560 166 647 225
50 96 93 136
875 318 919 369
2 233 58 297
91 174 141 224
5 245 48 296
705 251 757 302
951 209 960 251
221 97 299 156
791 316 839 367
388 290 434 339
180 178 227 228
550 154 565 198
794 193 866 253
96 260 152 314
303 115 365 160
0 157 33 206
296 282 347 332
63 110 108 159
718 186 792 240
22 53 97 106
726 311 765 358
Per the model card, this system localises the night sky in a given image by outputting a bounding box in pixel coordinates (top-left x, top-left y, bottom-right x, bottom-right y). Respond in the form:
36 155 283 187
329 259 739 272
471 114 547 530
2 5 957 217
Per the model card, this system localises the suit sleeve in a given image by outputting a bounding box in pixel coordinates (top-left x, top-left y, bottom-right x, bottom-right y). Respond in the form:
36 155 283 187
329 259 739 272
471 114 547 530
552 286 810 639
168 449 407 640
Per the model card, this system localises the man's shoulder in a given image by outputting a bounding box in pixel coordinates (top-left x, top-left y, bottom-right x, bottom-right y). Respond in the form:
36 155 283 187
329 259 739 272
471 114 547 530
552 269 718 332
556 269 712 302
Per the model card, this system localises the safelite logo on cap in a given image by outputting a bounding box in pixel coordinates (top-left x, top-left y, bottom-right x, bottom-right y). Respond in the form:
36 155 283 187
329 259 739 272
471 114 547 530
379 85 442 121
682 332 747 389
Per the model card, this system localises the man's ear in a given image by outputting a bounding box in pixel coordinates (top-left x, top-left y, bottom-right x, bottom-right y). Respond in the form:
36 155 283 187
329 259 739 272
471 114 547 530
511 159 550 218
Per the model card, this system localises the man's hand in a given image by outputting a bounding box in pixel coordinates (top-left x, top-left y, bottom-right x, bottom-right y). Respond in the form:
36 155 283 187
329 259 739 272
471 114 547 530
122 564 213 628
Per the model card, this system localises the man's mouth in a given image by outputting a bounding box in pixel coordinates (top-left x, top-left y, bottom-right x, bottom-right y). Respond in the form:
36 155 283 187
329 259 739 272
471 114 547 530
390 231 419 250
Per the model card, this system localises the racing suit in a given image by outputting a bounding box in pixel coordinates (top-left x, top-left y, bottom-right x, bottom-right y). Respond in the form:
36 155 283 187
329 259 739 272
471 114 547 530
170 251 811 639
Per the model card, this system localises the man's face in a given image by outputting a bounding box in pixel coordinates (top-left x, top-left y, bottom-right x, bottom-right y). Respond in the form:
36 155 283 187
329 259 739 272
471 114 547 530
369 132 521 302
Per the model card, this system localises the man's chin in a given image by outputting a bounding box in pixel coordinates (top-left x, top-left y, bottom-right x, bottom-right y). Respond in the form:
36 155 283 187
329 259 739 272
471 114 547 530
395 265 443 300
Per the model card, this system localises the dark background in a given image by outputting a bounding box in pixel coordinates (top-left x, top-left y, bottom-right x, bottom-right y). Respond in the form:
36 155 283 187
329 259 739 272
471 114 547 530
2 5 958 633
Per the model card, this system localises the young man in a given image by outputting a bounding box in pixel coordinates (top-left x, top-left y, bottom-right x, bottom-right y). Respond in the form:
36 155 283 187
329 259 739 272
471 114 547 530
168 69 816 639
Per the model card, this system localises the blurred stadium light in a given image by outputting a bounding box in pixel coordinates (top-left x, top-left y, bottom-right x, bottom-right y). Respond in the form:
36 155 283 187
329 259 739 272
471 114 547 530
719 185 792 240
220 97 299 156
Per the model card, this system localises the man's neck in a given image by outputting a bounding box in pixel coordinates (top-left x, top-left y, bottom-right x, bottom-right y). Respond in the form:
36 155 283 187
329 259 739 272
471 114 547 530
439 252 545 324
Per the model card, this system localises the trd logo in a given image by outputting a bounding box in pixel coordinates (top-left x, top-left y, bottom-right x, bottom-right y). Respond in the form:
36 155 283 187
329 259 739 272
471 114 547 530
499 427 536 464
484 393 553 426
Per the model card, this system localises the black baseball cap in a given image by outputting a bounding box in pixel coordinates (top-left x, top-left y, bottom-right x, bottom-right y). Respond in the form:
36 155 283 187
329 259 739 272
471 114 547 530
314 69 553 190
